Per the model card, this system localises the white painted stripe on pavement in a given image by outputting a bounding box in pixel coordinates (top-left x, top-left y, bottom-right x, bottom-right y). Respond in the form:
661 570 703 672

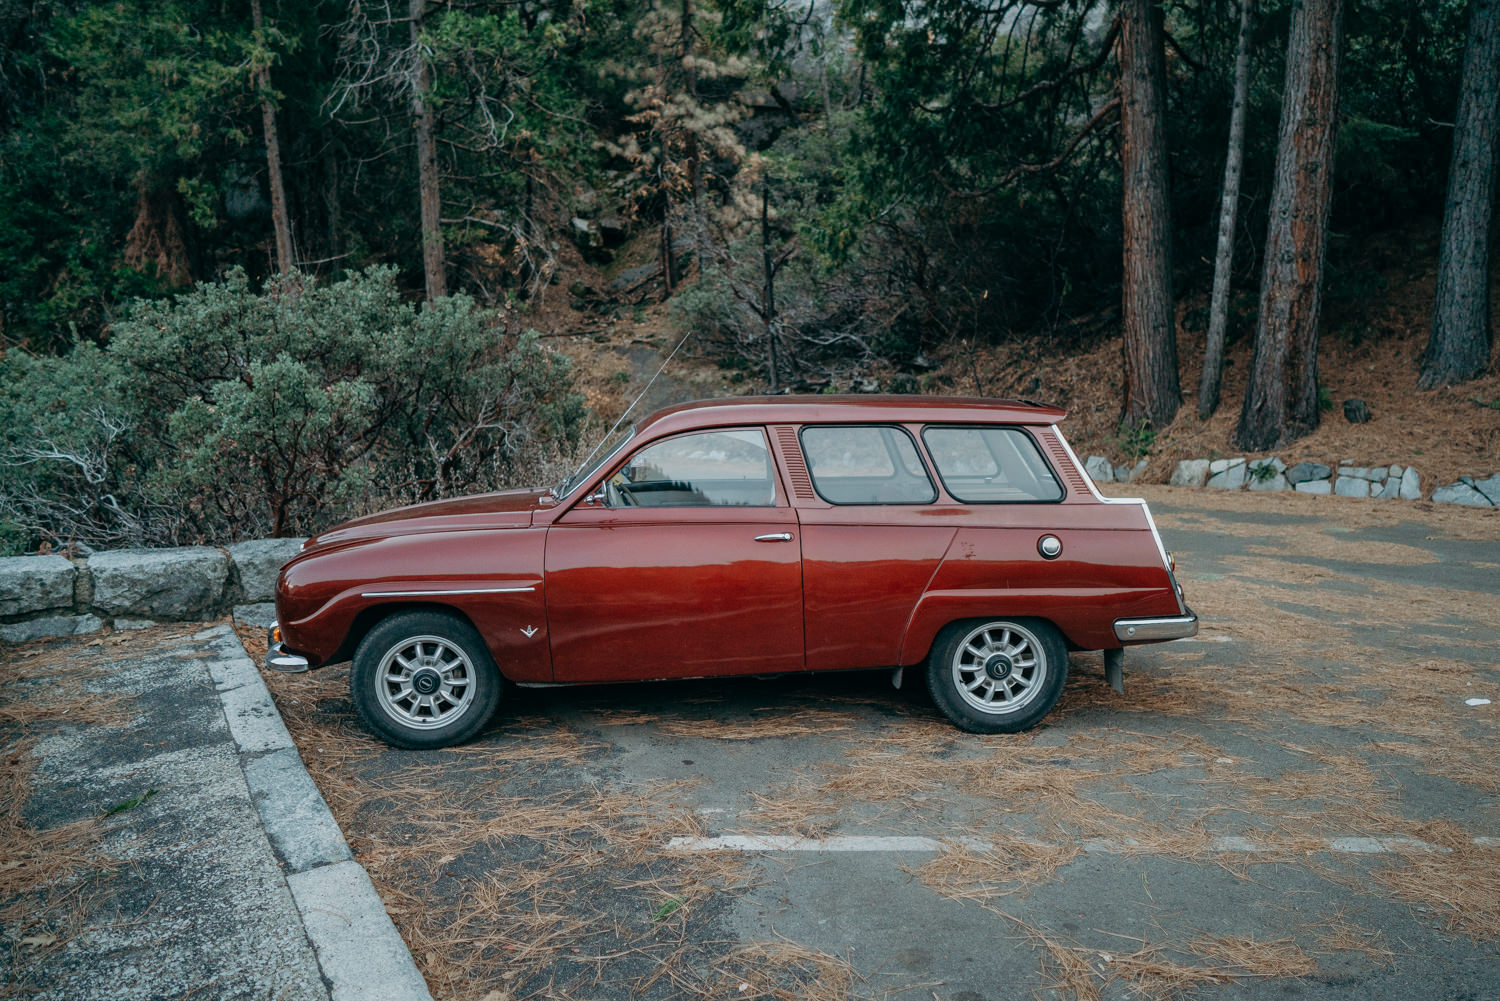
667 835 989 853
668 834 1499 855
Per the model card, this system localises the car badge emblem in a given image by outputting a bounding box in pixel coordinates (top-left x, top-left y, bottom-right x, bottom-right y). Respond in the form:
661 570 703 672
520 625 538 638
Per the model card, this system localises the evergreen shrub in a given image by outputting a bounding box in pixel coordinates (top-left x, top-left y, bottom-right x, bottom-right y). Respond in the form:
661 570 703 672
0 267 586 553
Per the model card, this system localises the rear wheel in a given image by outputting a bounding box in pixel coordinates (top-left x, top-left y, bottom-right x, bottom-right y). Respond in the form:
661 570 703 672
351 610 503 749
926 618 1067 734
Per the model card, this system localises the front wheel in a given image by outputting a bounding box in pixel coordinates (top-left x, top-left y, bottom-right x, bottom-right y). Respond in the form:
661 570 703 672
926 618 1067 734
351 610 503 749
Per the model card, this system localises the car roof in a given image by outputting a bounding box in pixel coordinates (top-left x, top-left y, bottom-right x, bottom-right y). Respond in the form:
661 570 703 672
636 395 1068 437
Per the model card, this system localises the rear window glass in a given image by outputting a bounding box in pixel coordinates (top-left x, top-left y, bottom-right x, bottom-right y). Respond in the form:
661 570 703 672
800 426 937 505
922 427 1063 503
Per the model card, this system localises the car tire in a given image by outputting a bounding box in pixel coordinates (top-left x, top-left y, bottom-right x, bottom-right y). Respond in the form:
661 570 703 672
350 610 503 749
926 618 1067 734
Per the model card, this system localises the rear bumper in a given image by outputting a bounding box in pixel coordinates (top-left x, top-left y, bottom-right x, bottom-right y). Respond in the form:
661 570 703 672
1113 609 1199 643
265 621 311 673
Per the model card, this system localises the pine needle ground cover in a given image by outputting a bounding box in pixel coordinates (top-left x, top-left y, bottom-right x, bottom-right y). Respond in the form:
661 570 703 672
255 492 1499 1000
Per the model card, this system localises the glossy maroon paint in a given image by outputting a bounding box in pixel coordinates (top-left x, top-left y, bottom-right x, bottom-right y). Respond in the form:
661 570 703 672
273 396 1189 683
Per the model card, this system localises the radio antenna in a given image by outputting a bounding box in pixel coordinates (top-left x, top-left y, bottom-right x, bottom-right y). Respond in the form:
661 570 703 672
559 327 696 494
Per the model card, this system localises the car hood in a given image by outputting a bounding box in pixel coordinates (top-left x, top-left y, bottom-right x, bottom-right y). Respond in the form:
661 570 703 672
302 488 552 551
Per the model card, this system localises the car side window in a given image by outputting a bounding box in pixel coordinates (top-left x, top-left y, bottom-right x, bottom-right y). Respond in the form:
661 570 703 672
800 426 937 505
922 426 1064 502
610 428 776 507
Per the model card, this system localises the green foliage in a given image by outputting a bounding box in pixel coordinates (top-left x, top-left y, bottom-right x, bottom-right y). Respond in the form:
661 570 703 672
1117 419 1157 462
0 268 585 552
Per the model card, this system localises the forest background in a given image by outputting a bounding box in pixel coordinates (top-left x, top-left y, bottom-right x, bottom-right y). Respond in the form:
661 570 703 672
0 0 1496 554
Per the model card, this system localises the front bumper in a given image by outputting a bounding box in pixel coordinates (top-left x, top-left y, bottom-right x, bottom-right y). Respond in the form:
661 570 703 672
1113 609 1199 643
265 621 311 673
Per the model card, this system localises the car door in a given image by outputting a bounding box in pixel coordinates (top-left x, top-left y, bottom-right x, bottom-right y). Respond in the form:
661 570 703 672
793 423 958 671
544 427 804 682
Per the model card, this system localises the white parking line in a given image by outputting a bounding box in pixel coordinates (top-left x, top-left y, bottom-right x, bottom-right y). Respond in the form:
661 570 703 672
667 834 1500 855
666 835 988 853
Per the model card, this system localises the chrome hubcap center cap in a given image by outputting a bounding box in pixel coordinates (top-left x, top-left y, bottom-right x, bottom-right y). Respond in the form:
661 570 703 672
984 654 1014 681
412 668 442 695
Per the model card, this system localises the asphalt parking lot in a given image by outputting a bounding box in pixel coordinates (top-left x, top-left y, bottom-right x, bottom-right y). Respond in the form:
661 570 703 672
253 488 1499 1001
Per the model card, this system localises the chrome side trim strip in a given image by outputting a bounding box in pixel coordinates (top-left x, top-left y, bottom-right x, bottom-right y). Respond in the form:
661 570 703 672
359 586 536 597
1114 613 1199 643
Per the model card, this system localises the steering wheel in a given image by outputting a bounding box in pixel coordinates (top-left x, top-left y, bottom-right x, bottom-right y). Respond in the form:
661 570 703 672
605 477 638 507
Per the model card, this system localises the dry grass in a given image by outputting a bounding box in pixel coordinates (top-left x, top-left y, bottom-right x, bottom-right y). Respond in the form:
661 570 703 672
915 835 1082 901
1305 912 1396 966
655 709 856 741
711 940 864 1001
0 745 111 928
1005 916 1318 1001
0 703 129 991
1373 838 1500 941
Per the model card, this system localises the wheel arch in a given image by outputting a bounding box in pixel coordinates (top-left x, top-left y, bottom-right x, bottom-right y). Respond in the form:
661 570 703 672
899 592 1099 666
329 601 488 671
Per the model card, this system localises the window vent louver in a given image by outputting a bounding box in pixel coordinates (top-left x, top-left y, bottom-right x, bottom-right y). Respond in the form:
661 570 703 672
1041 432 1089 495
774 426 817 500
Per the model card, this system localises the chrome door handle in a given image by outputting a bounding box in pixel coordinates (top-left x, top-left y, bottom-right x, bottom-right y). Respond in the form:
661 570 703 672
754 533 794 542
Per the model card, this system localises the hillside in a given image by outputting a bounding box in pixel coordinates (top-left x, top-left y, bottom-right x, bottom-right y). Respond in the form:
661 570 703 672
545 220 1499 493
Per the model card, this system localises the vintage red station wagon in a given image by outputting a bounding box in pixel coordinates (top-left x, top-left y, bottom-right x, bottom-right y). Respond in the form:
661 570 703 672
267 396 1196 748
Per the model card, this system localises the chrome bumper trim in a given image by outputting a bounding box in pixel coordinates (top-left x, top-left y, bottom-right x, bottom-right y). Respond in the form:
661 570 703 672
265 621 311 674
1114 611 1199 643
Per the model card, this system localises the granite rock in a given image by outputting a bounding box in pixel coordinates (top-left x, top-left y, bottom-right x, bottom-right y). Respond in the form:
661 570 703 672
0 555 76 617
0 613 103 643
228 538 306 603
1286 461 1331 486
1206 458 1247 490
89 547 230 620
1247 457 1288 492
1169 459 1210 488
1334 476 1372 498
1399 467 1421 500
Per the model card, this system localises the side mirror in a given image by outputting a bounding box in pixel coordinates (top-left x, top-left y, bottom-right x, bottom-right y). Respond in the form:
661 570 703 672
584 490 608 506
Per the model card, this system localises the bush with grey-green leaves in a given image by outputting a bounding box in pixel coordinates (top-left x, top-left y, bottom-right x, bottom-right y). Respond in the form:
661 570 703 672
0 267 586 554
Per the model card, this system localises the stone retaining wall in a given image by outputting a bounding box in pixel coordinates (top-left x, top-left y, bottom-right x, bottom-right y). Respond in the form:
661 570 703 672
1083 453 1495 507
0 538 305 643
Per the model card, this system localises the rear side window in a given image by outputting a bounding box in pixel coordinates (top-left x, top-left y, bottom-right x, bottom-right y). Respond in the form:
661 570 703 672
922 427 1063 502
800 426 937 505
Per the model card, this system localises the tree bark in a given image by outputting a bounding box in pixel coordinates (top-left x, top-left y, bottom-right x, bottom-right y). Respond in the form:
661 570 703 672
252 0 295 275
1197 0 1255 419
762 177 781 393
1236 0 1343 451
1421 0 1499 389
1119 0 1180 430
410 0 447 300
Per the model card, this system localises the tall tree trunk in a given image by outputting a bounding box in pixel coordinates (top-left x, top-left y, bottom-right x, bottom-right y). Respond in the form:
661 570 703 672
252 0 294 275
1197 0 1255 419
1236 0 1343 451
761 177 781 393
410 0 446 300
1119 0 1180 430
1421 0 1499 389
680 0 704 274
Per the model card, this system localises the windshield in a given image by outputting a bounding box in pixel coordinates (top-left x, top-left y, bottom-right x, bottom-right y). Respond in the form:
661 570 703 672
557 425 636 498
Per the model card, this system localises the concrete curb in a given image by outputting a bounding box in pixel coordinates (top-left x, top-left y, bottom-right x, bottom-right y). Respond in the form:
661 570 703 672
194 624 433 1001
